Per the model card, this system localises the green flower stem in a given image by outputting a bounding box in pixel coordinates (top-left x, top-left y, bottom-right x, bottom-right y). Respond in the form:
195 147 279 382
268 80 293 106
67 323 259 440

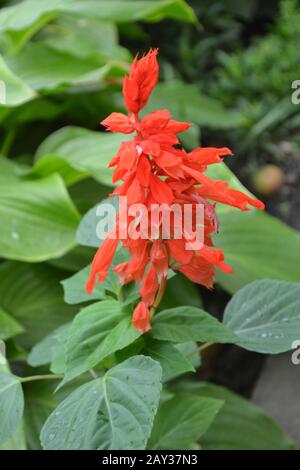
20 374 63 383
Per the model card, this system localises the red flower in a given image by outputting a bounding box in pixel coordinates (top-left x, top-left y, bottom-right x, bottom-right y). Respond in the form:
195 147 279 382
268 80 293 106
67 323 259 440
123 49 159 113
132 301 151 333
86 48 265 334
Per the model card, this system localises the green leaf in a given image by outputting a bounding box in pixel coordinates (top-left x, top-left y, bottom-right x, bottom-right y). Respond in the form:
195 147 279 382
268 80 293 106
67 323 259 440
0 173 80 262
28 323 70 367
6 43 125 92
144 339 196 380
61 301 141 385
148 394 223 450
35 127 124 186
0 425 26 450
61 249 130 305
0 0 196 36
151 306 237 344
61 264 106 305
41 355 162 450
0 307 24 340
0 54 35 106
146 80 243 129
76 197 119 248
174 381 297 450
223 280 300 354
0 373 24 445
215 210 300 294
0 262 76 349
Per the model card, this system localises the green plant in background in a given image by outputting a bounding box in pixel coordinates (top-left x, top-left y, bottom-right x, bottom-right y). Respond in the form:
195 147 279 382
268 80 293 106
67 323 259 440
0 0 300 451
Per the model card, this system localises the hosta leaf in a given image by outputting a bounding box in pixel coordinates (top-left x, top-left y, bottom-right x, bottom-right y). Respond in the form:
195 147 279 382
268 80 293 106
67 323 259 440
151 306 237 344
0 262 76 349
223 280 300 353
148 394 223 449
0 373 24 445
215 211 300 294
0 307 24 341
41 355 162 450
0 0 196 36
174 381 297 450
6 43 126 92
146 80 243 129
0 173 80 262
61 301 140 385
35 127 124 186
0 55 35 106
144 339 196 380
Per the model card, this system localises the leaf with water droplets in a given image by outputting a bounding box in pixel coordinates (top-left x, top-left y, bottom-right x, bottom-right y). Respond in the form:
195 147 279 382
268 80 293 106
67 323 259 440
0 373 24 445
41 355 162 450
223 280 300 353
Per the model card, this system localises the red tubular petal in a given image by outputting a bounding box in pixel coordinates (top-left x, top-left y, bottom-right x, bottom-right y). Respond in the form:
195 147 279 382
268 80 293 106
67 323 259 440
101 112 135 134
132 301 151 333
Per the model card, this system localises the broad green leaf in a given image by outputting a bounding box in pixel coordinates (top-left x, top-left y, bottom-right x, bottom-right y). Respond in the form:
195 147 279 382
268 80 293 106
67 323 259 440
0 155 28 181
0 262 76 349
61 301 141 385
174 381 297 450
0 425 26 450
223 280 300 354
0 173 80 262
28 323 70 367
215 210 300 294
0 307 23 340
6 43 126 92
151 306 237 344
146 80 243 129
144 339 196 380
0 55 35 106
0 0 67 34
148 394 223 449
28 155 84 187
35 127 123 186
41 355 162 450
64 0 197 23
0 373 24 445
42 15 127 62
0 0 196 35
76 196 119 248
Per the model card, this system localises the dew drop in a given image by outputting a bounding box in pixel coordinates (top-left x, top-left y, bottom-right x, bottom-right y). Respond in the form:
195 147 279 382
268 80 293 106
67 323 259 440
49 433 56 441
11 231 19 240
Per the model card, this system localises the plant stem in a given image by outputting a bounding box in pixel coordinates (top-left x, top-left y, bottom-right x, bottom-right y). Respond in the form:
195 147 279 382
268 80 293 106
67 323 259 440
150 275 167 315
198 342 214 353
20 374 63 383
